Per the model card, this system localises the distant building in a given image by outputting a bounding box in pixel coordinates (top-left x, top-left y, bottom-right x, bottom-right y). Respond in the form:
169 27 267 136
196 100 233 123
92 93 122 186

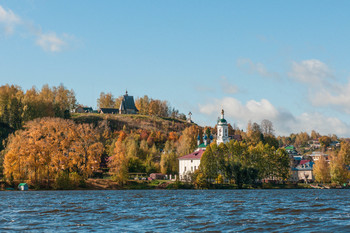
99 108 119 114
178 109 241 181
178 150 205 181
290 160 314 183
217 109 230 145
310 151 329 162
119 91 138 114
75 106 93 113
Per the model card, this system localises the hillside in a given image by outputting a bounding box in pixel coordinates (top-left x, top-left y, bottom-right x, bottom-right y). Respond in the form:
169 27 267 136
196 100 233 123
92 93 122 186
71 113 197 133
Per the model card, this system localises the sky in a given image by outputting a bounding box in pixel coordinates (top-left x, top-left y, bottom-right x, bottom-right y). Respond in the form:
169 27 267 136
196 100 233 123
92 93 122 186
1 1 350 137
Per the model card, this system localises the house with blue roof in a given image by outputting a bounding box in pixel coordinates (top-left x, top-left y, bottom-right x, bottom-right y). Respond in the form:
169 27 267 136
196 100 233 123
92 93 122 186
290 160 314 183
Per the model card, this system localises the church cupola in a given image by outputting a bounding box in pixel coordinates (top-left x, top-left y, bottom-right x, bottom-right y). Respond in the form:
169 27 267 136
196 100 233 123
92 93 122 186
203 134 208 146
217 109 229 145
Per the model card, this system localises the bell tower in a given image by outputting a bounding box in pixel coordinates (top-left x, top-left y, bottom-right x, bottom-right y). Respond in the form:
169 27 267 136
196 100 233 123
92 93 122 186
217 109 229 145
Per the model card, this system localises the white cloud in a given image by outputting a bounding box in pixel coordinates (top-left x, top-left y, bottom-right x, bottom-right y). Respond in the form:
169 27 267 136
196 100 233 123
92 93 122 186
310 80 350 114
0 4 71 52
0 5 21 34
220 76 238 94
237 58 280 79
36 32 66 52
288 59 350 114
199 97 350 137
288 59 333 84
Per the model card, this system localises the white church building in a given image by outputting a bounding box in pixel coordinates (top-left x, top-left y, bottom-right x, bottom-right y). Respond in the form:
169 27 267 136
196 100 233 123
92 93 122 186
178 109 231 181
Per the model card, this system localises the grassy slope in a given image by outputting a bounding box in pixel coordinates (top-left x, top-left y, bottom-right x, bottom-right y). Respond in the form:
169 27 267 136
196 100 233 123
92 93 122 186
71 113 196 133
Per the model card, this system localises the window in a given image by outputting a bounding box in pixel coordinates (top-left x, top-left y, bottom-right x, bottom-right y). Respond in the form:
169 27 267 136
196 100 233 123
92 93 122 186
191 160 193 163
191 166 193 171
194 166 196 171
184 166 186 171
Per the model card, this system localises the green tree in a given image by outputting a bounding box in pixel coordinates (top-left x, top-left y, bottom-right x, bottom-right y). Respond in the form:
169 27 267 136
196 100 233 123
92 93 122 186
0 84 24 129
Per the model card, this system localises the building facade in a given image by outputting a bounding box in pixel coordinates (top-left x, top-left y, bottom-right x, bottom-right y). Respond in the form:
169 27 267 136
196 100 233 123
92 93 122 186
179 109 237 181
119 91 139 114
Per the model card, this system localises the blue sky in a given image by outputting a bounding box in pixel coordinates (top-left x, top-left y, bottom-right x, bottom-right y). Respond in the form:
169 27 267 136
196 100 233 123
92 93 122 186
2 1 350 136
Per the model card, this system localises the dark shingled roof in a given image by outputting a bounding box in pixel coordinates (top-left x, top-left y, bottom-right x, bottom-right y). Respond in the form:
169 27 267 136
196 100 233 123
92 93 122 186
100 108 119 114
178 149 204 160
120 92 138 112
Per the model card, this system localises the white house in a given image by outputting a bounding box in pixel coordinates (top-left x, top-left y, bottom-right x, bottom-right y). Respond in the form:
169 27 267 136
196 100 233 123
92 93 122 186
178 150 204 181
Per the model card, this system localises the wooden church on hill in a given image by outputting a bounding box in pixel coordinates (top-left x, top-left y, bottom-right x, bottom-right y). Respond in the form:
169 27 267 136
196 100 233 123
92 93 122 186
119 90 139 114
99 90 138 115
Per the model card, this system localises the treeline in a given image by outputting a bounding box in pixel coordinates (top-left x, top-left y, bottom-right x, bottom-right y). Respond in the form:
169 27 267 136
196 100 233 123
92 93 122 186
313 142 350 184
98 92 186 119
277 130 338 150
106 125 198 184
1 114 200 188
234 120 340 151
0 84 76 130
193 141 290 188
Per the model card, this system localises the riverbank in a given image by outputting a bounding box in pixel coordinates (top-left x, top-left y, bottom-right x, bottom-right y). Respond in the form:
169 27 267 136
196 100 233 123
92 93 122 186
1 179 324 191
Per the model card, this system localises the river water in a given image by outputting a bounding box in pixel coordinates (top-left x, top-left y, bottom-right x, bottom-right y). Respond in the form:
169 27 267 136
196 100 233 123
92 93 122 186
1 189 350 232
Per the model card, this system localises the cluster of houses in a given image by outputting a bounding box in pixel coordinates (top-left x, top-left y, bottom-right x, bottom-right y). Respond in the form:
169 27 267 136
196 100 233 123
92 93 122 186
288 146 333 183
75 91 139 115
76 91 341 184
178 109 339 183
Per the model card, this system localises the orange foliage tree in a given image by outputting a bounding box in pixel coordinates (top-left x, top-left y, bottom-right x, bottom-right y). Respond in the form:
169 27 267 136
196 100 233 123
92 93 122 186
3 118 103 186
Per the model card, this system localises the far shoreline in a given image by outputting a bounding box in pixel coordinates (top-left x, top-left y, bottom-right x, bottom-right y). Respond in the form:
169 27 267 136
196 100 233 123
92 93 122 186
3 180 347 191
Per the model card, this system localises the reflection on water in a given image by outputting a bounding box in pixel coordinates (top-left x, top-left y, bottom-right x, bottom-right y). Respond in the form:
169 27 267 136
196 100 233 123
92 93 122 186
1 189 350 232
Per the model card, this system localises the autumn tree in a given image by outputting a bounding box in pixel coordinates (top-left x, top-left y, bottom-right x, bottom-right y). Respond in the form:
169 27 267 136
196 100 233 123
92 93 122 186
3 118 103 187
330 152 349 185
261 119 274 136
295 132 310 148
310 130 320 140
160 140 178 174
247 122 263 145
313 156 331 183
319 136 332 151
97 92 115 108
135 95 150 115
329 142 350 184
176 125 199 156
108 140 128 185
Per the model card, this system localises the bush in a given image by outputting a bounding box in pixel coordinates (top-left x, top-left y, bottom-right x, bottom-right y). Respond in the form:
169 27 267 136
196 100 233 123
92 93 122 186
54 171 86 189
69 172 85 188
54 171 72 190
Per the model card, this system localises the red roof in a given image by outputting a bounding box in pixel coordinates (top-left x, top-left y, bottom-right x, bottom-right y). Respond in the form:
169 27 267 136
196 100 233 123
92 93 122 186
178 149 204 160
300 160 310 165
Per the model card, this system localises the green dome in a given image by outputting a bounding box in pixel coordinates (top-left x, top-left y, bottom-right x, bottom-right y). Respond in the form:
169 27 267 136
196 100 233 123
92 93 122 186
217 118 227 124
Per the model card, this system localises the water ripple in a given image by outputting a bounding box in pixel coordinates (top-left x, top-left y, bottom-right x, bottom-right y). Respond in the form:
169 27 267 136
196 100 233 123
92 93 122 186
1 189 350 232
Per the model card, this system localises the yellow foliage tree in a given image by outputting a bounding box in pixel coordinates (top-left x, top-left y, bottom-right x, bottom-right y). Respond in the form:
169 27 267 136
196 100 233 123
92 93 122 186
108 140 129 185
4 118 103 187
313 155 331 183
